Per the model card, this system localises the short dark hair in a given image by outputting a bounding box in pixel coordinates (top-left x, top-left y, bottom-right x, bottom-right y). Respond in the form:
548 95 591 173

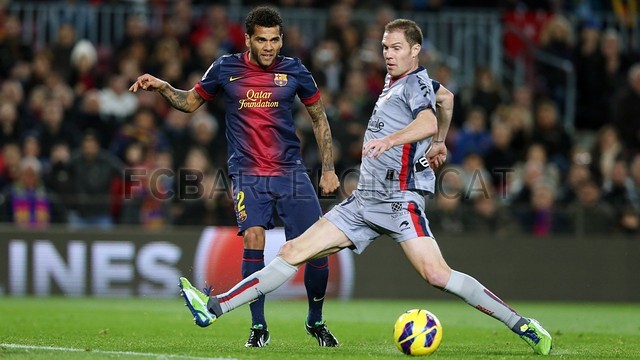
245 6 283 36
384 19 423 47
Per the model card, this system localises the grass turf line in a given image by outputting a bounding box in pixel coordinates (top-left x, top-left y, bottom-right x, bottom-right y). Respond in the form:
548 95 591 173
1 297 639 359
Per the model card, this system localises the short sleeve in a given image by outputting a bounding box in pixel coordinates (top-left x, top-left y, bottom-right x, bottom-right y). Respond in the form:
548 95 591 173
405 73 436 120
295 60 321 105
195 58 223 101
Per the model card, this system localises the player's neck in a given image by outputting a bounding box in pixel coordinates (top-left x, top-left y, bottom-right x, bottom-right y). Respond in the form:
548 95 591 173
389 63 420 83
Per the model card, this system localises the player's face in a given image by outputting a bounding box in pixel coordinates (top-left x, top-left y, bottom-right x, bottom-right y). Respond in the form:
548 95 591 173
382 30 420 78
246 25 282 67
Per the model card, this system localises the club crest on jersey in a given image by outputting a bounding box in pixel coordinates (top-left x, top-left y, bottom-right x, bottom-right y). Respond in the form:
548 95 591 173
274 73 288 86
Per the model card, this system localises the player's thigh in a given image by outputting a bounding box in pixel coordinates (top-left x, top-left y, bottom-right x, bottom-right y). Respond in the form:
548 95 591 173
399 237 451 286
231 175 275 234
274 171 322 239
279 218 352 266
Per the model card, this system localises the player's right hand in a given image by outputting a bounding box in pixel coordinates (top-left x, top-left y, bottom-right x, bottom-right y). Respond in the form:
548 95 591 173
319 170 340 195
129 74 167 92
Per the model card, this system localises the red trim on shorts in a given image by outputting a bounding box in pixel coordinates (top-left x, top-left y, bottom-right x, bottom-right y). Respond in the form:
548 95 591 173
407 202 425 237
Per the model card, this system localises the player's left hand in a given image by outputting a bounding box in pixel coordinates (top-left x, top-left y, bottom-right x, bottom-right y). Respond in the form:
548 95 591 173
363 137 393 159
426 141 447 169
319 170 340 195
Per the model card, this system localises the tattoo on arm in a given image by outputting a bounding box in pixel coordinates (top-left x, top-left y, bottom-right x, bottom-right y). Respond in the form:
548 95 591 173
159 85 204 113
306 100 335 172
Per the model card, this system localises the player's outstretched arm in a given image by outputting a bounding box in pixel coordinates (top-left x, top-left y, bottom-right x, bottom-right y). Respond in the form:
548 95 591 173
129 73 205 113
306 99 340 194
426 84 454 169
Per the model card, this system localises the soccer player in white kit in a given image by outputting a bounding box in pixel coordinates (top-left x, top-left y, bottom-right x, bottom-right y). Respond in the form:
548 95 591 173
179 19 552 355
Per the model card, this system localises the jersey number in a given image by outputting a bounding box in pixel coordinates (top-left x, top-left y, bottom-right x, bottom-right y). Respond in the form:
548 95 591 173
236 191 246 211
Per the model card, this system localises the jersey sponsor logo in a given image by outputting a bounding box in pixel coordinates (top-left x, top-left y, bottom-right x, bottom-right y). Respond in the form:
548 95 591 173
229 75 244 82
238 89 279 110
391 202 403 212
367 117 385 132
273 73 288 86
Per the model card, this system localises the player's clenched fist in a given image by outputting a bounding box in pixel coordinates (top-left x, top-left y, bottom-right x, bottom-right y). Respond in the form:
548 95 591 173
129 74 167 92
319 171 340 195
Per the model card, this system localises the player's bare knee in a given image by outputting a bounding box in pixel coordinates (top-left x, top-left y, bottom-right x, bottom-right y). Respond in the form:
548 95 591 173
422 265 451 288
277 241 302 265
243 228 265 249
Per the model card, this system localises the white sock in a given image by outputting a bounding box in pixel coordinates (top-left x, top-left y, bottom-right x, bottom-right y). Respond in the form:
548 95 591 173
444 270 523 329
218 256 298 314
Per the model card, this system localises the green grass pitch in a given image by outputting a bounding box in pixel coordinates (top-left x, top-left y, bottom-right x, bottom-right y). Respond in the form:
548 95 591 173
1 297 639 359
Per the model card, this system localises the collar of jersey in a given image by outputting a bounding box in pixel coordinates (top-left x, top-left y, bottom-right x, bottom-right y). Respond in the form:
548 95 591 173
390 65 425 87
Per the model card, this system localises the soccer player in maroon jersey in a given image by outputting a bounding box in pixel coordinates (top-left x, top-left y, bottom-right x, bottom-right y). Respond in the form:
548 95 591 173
130 6 340 348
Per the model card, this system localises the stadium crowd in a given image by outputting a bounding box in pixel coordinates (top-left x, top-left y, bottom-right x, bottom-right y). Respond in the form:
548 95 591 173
0 0 639 237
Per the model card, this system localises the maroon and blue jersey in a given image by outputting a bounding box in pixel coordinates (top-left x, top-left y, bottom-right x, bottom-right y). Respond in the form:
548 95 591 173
194 51 321 176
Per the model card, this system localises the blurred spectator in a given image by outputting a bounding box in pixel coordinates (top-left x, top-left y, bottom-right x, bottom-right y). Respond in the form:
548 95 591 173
429 165 470 233
499 103 533 158
184 35 222 75
428 191 468 234
324 3 361 71
163 108 193 172
190 4 245 54
99 73 139 125
461 66 507 121
120 142 170 229
450 107 492 164
311 39 343 96
48 23 77 82
630 153 640 211
566 179 616 235
189 109 221 167
483 119 518 190
0 15 32 79
602 158 636 223
531 99 573 172
43 142 75 213
557 162 592 205
466 191 520 237
509 143 560 207
589 125 623 183
0 100 21 146
67 130 123 230
600 29 635 120
69 39 99 97
114 13 152 67
21 132 41 163
35 96 82 159
281 25 311 65
1 156 65 227
574 22 605 130
458 153 493 201
0 142 21 190
110 106 169 162
537 15 574 111
518 182 567 237
611 63 640 155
